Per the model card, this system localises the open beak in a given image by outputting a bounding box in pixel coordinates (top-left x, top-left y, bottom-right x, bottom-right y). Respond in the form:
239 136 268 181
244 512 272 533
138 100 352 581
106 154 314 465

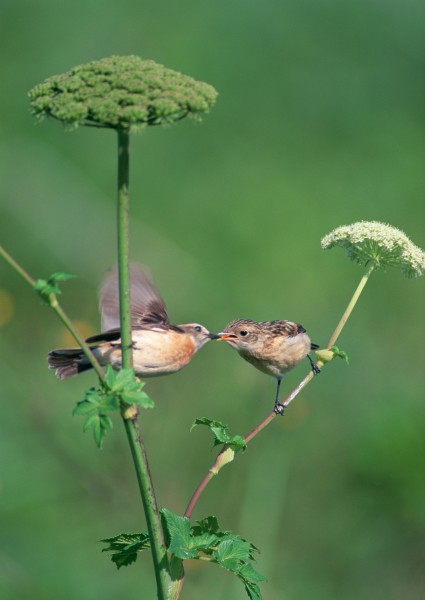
216 332 237 341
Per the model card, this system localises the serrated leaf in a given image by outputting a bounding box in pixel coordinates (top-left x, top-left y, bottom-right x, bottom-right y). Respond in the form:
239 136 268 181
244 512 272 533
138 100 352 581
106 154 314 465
192 515 221 536
101 532 151 570
49 271 76 282
191 417 228 431
121 390 154 408
161 509 198 559
238 562 267 583
84 388 103 406
84 413 111 449
239 577 263 600
192 417 246 451
111 368 136 392
73 400 96 416
34 272 76 302
105 365 116 390
83 412 100 432
99 413 113 432
330 345 349 364
214 538 252 570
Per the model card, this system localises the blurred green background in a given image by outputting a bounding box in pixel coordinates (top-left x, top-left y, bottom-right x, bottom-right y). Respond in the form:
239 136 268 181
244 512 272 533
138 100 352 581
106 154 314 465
1 1 424 599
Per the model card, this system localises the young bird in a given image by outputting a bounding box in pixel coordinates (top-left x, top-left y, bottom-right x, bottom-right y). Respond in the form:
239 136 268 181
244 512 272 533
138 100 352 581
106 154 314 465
217 319 320 414
48 265 217 380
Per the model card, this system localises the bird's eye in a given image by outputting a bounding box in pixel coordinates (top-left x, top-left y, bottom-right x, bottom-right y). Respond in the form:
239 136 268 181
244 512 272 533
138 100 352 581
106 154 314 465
194 325 202 332
240 330 248 337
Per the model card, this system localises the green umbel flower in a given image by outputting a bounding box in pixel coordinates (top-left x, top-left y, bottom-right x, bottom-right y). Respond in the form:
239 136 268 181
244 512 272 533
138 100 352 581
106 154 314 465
29 55 218 131
321 221 425 278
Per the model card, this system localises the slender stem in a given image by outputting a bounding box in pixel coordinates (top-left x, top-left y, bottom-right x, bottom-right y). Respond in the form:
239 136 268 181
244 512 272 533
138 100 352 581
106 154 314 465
185 470 216 519
117 128 133 370
115 129 170 598
327 263 375 348
183 264 376 522
0 245 36 287
0 245 105 380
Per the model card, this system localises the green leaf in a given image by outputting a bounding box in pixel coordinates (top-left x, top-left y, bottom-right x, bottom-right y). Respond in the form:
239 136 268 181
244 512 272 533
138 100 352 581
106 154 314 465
110 368 136 392
103 367 154 409
33 278 47 290
191 515 221 536
105 365 116 390
239 577 263 600
214 538 252 571
191 417 246 451
80 411 113 449
49 271 76 282
101 532 151 569
73 399 96 416
82 412 101 432
238 562 267 583
120 389 154 408
34 271 76 303
161 509 198 559
330 345 350 364
107 513 266 598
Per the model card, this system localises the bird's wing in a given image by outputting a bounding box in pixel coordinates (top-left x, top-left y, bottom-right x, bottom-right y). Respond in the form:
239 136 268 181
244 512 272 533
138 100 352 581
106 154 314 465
85 328 122 344
100 264 169 331
263 320 303 337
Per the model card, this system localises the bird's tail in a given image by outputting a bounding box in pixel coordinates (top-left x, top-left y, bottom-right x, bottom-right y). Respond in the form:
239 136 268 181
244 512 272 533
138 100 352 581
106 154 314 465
48 348 93 380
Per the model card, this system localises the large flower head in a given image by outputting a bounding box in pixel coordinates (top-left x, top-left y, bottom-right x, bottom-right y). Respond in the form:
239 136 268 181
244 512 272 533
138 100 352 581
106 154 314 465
321 221 425 278
29 55 218 131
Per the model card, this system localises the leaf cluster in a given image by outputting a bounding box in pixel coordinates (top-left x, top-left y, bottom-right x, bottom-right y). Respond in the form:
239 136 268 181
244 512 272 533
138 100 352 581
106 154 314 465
102 510 266 600
330 345 349 364
74 367 153 448
34 271 76 304
192 417 246 451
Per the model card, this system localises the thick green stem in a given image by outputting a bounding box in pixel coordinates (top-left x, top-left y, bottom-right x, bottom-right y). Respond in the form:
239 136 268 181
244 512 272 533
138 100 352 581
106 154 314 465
117 129 133 370
116 129 170 599
123 414 170 597
168 556 185 600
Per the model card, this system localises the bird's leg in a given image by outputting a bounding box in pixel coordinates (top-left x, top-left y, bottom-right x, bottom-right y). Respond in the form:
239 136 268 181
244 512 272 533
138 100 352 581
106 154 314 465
273 378 285 416
308 354 321 375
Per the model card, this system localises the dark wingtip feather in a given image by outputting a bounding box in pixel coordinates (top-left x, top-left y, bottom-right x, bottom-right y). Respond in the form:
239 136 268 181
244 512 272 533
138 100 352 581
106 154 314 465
48 348 92 379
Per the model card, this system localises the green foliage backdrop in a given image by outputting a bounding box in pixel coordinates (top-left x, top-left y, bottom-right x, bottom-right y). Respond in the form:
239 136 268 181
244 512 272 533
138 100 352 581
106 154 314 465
1 1 424 599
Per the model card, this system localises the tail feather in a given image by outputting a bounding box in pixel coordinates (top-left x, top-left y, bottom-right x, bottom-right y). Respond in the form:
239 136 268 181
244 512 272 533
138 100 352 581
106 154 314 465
48 348 93 380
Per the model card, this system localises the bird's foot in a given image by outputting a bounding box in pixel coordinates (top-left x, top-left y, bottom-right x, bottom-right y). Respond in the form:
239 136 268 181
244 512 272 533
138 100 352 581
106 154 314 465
274 401 285 416
308 354 321 375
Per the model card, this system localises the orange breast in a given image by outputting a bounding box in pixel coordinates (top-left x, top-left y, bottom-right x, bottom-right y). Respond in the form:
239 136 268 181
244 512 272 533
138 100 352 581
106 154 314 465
131 329 196 377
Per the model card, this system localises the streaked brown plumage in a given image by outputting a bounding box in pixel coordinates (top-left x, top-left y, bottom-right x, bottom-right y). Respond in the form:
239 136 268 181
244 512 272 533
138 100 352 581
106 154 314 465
218 319 319 413
48 265 217 380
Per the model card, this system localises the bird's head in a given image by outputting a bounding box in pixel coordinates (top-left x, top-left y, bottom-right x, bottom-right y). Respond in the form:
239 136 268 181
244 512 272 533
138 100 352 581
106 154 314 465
217 319 261 351
178 323 219 350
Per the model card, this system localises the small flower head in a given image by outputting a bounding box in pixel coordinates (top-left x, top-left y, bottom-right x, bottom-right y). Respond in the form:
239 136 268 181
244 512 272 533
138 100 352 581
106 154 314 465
29 55 218 131
321 221 425 278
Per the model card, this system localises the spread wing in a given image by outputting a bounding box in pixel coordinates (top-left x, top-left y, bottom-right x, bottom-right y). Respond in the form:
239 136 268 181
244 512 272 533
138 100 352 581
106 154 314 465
100 264 169 331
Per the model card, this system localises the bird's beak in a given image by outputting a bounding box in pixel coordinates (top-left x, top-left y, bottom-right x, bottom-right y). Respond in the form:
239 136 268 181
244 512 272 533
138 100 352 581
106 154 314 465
207 333 221 340
216 332 237 341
